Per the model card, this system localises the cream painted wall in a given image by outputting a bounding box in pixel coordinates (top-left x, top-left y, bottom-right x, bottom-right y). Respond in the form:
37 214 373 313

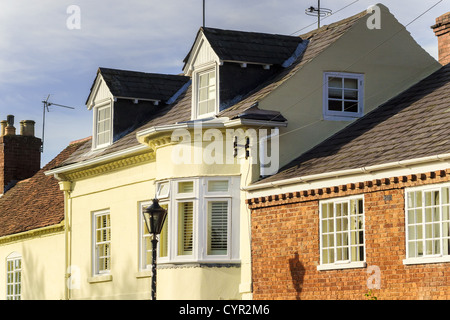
65 141 253 299
0 231 65 300
258 5 441 169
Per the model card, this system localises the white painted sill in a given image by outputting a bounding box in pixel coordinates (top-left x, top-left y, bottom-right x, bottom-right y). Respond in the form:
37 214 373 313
317 261 366 271
88 274 113 283
403 255 450 265
135 270 153 279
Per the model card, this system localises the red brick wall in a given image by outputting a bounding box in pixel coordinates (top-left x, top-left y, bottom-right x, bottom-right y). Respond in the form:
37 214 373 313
0 135 42 193
432 12 450 66
249 169 450 300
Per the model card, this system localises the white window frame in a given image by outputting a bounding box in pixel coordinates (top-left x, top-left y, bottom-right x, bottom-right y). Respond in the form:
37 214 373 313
323 72 364 121
192 63 219 120
404 183 450 265
150 176 239 264
92 210 111 276
318 195 366 271
93 100 113 149
6 252 22 300
139 200 170 270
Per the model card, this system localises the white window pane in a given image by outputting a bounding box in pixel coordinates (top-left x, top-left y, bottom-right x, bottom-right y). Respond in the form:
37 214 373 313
328 77 342 88
328 88 342 99
159 204 169 258
198 101 208 116
178 181 194 193
208 201 228 255
208 180 229 192
344 78 358 89
178 202 193 255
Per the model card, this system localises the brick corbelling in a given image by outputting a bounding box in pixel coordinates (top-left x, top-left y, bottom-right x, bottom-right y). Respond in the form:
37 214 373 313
246 168 450 209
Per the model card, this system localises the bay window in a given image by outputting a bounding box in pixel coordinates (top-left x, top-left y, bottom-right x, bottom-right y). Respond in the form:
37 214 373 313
140 176 239 268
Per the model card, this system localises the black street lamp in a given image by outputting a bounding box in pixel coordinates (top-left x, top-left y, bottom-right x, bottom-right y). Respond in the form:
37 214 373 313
142 198 167 300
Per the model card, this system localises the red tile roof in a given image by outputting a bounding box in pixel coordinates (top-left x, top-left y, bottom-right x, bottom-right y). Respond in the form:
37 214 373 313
0 138 90 238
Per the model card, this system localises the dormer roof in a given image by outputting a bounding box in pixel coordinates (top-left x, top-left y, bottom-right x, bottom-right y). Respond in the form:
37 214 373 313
86 67 190 107
183 27 306 74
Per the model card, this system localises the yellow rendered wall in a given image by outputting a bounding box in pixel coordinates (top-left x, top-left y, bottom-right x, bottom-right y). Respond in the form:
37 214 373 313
67 143 247 299
0 231 65 300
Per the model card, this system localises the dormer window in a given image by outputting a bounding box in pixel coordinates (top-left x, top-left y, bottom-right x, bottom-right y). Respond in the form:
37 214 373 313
198 68 217 116
194 65 218 119
94 102 112 149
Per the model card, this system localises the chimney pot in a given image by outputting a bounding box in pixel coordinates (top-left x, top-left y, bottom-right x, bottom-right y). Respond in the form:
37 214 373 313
431 11 450 65
20 120 35 137
5 115 15 136
0 120 7 136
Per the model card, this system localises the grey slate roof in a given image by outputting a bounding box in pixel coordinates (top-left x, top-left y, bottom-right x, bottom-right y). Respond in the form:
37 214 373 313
257 64 450 185
58 10 369 169
92 67 190 103
194 27 305 65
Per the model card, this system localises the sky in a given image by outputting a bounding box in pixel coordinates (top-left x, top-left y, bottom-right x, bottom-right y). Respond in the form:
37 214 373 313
0 0 448 166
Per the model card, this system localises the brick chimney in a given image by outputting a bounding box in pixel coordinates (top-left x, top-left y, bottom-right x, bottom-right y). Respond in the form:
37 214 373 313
0 115 42 194
431 11 450 65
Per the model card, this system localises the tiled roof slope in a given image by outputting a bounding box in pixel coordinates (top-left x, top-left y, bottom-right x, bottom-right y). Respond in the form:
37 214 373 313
258 64 450 184
199 27 305 65
96 67 190 102
58 10 367 168
0 138 90 237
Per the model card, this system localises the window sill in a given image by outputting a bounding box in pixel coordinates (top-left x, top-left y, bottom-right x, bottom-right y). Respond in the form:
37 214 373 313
135 270 153 278
403 256 450 265
323 114 362 121
157 261 241 269
88 274 113 283
317 261 366 271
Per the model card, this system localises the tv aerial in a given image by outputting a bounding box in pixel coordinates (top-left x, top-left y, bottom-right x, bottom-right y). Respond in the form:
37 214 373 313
41 94 75 153
305 0 332 28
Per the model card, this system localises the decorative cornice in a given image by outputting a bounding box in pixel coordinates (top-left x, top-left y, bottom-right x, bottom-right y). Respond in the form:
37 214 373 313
246 168 450 209
0 222 65 245
64 151 155 181
147 135 175 151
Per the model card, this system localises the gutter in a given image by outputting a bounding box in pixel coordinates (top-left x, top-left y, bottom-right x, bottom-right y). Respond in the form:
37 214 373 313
244 152 450 192
136 118 287 144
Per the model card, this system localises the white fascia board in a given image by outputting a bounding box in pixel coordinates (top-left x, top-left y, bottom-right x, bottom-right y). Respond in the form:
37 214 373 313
183 33 220 76
136 119 228 144
44 144 149 177
136 118 287 144
224 118 288 128
244 153 450 198
86 75 105 110
113 96 161 104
